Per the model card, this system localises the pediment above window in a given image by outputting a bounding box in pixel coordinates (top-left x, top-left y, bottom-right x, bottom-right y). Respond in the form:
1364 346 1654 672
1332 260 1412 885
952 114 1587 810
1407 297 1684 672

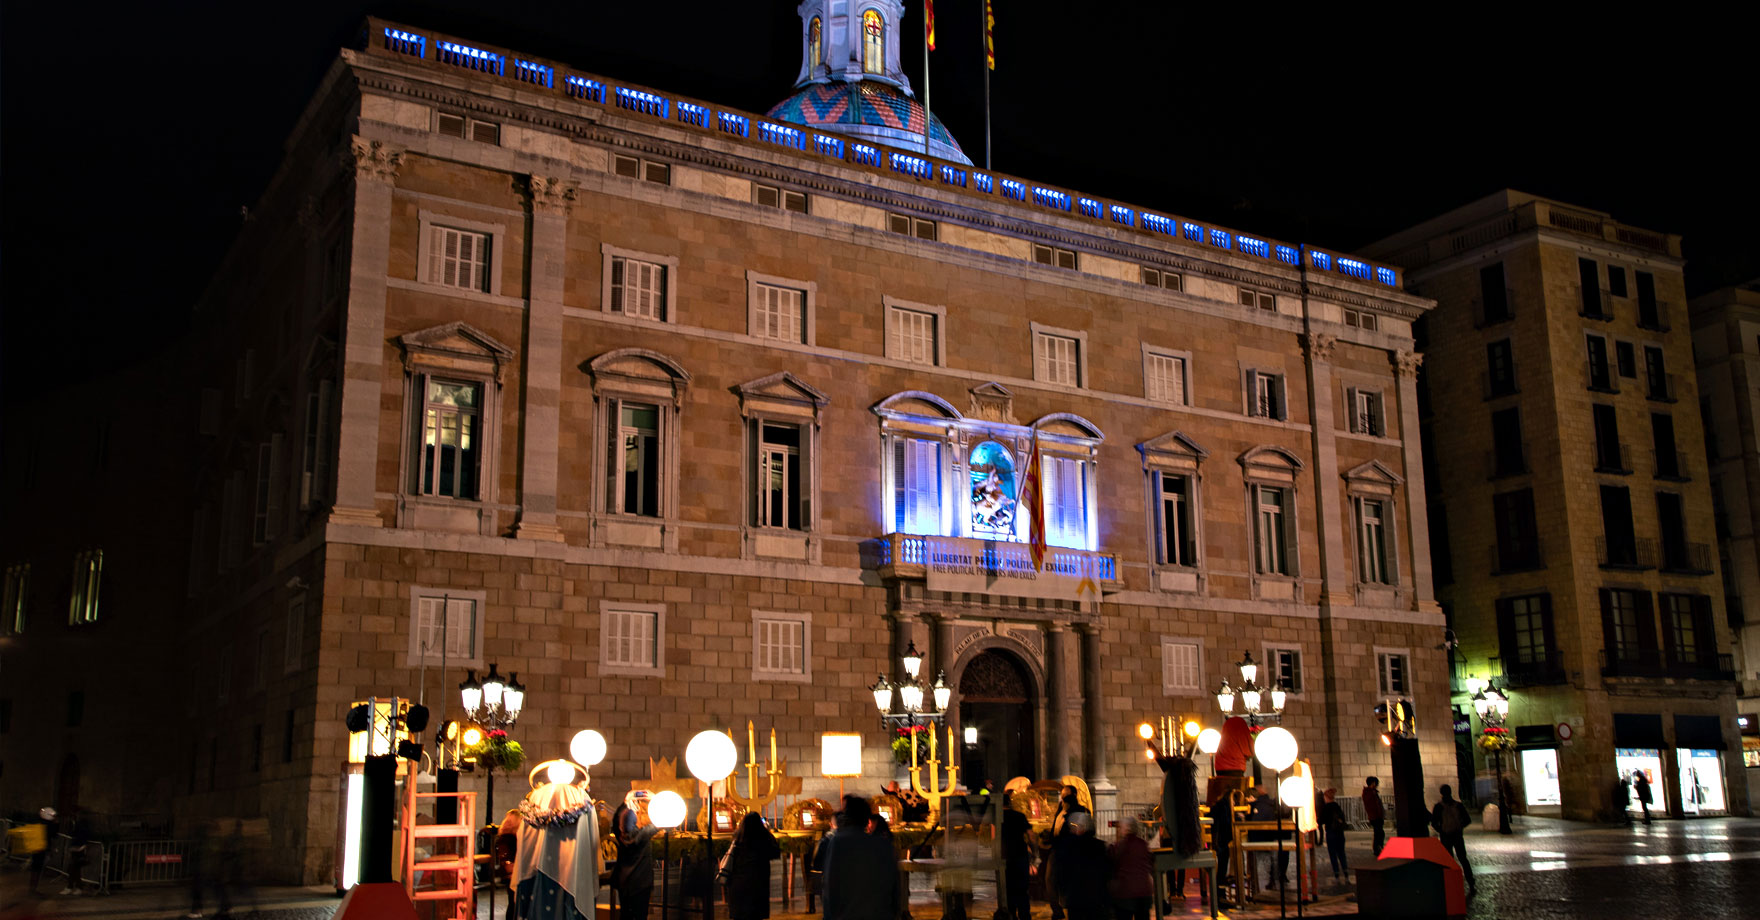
968 382 1015 424
1139 430 1209 471
1029 413 1104 443
1239 444 1305 483
398 321 515 380
1344 459 1404 496
588 348 691 405
873 390 963 423
736 371 830 422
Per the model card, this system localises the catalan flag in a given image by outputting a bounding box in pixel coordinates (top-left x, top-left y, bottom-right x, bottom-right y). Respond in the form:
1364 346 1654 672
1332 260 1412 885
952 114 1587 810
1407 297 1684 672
926 0 935 51
985 0 995 69
1021 434 1046 572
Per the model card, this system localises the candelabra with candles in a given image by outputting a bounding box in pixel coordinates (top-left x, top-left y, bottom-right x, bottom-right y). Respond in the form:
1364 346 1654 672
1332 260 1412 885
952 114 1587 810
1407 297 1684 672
725 720 786 820
870 641 958 820
1214 650 1287 725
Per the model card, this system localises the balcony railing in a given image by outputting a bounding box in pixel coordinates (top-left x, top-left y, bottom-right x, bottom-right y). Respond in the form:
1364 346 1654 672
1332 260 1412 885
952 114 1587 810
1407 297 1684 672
1594 441 1633 474
1601 648 1735 682
1660 540 1714 575
1597 535 1656 570
1486 448 1528 480
1646 372 1677 403
1497 650 1569 688
1637 301 1671 332
1580 289 1615 321
864 533 1119 597
1490 539 1544 575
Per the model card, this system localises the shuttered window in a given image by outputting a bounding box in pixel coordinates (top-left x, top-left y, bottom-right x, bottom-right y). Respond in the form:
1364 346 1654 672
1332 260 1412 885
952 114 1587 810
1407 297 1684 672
604 608 659 669
1161 640 1200 694
300 382 333 508
888 306 938 365
1042 455 1090 549
427 226 490 292
753 283 806 343
1146 352 1187 405
1037 332 1080 386
415 595 478 662
610 256 667 320
891 437 944 535
754 615 809 678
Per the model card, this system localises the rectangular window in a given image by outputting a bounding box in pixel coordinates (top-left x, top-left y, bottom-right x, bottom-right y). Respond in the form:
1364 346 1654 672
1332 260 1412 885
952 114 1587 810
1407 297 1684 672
1343 308 1379 331
1032 244 1077 269
602 604 663 674
2 564 26 635
1238 288 1276 311
1644 346 1670 400
1657 491 1690 571
252 437 283 544
426 226 491 292
610 256 668 320
436 113 500 144
1601 588 1652 662
888 213 938 240
891 437 944 535
608 402 661 516
1141 267 1182 291
1593 403 1625 471
754 184 808 213
1491 407 1525 476
1478 263 1511 325
1358 497 1392 584
284 598 304 676
1155 472 1196 567
752 612 810 681
1161 640 1201 695
1246 370 1286 420
752 283 806 343
613 155 671 185
1145 351 1188 405
1579 257 1607 318
1042 455 1091 549
1493 488 1540 571
1501 593 1552 666
1616 340 1638 378
1486 339 1516 396
283 709 296 764
1348 388 1385 436
1268 646 1303 692
1601 484 1639 566
1653 413 1681 478
1587 334 1614 390
1607 265 1629 298
1036 332 1081 387
413 594 480 664
887 305 939 366
756 422 803 530
1255 486 1290 576
1636 270 1660 328
415 378 482 500
1377 652 1409 696
300 382 334 508
68 550 102 625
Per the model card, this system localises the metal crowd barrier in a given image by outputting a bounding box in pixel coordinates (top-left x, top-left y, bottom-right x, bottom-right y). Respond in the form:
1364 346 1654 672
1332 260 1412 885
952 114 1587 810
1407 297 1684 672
100 839 197 893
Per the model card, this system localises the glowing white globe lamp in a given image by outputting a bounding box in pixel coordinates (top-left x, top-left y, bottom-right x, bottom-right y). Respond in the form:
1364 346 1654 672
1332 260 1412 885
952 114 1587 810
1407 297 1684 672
649 790 687 829
546 761 578 785
571 729 608 768
1253 726 1298 772
1196 728 1221 755
686 730 739 784
1279 773 1313 805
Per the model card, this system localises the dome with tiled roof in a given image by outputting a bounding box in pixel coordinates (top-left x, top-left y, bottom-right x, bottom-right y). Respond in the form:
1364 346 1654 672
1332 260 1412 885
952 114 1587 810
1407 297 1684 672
768 81 969 165
775 0 971 166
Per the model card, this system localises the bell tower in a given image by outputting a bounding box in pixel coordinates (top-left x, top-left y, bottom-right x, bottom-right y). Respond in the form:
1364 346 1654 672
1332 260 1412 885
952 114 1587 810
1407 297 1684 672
794 0 912 95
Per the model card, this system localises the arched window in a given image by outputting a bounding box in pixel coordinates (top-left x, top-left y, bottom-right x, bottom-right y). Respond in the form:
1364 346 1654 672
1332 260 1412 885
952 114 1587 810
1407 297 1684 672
863 10 884 74
969 441 1019 539
809 17 822 70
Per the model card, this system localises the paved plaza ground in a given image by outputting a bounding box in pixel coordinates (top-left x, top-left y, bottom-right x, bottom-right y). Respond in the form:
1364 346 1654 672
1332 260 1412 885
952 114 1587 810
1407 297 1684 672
3 817 1756 920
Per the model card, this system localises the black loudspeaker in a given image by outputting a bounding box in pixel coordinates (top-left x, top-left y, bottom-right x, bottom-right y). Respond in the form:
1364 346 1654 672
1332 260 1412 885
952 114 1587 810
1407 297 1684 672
404 704 430 733
361 755 398 884
436 768 459 826
345 704 371 733
1390 736 1429 838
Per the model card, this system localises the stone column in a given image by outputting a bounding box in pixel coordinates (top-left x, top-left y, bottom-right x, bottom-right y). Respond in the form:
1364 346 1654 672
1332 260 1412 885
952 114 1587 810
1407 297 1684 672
327 137 403 529
513 176 575 542
1045 623 1070 777
1078 624 1117 814
1302 331 1349 603
1394 351 1438 612
931 614 955 684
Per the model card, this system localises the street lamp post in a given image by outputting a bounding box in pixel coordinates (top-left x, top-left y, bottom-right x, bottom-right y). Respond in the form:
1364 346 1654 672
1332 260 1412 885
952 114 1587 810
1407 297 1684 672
1254 727 1301 920
1471 686 1514 835
459 664 525 915
1214 651 1289 727
870 640 955 740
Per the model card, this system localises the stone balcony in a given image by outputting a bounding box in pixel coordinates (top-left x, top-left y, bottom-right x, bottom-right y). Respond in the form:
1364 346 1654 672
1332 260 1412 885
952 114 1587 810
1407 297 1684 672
863 533 1120 601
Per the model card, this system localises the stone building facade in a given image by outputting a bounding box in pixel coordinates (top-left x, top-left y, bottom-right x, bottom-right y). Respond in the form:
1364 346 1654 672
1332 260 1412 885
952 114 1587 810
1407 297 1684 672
2 15 1449 884
1367 192 1748 822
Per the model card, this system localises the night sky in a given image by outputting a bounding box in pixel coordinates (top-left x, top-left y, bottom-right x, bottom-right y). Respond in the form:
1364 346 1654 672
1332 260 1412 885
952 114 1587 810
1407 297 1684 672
2 2 1751 396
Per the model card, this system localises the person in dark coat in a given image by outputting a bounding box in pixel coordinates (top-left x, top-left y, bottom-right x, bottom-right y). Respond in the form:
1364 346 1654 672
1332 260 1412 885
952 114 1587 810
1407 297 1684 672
1632 770 1654 824
614 797 661 920
1615 773 1633 825
1000 794 1034 920
1207 788 1235 907
722 812 781 920
1245 790 1290 891
1361 777 1386 856
1048 785 1090 920
1317 789 1349 883
1145 741 1200 904
1051 812 1109 920
1429 785 1474 895
820 796 899 920
1106 816 1152 920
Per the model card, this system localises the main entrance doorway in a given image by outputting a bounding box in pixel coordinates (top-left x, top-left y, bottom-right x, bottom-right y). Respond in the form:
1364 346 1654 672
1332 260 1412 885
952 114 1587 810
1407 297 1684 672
958 649 1036 788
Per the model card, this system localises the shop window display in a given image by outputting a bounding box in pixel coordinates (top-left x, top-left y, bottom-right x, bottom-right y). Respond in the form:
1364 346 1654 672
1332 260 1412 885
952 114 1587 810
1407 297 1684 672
1676 748 1726 815
1520 748 1561 808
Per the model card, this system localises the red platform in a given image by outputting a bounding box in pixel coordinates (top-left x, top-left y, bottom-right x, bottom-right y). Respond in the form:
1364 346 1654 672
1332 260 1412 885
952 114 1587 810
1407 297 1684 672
1378 837 1467 918
335 881 422 920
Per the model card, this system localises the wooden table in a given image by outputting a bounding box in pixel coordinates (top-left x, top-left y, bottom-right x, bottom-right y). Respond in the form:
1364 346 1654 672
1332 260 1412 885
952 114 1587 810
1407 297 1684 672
1149 847 1217 920
1229 820 1315 907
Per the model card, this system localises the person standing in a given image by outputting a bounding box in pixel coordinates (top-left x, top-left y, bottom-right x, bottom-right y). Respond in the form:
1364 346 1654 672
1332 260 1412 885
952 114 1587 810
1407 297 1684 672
1000 794 1034 920
722 812 781 920
821 796 899 920
1051 813 1109 920
1614 774 1633 825
1429 786 1475 895
1633 770 1654 824
27 807 56 896
1106 816 1152 920
614 794 661 920
1048 785 1091 920
1361 777 1386 857
1245 789 1290 892
1206 789 1235 907
60 808 91 896
1317 789 1349 884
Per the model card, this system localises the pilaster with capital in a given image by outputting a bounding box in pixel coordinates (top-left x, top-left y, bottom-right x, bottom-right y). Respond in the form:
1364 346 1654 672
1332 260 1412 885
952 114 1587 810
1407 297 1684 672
1302 329 1350 605
513 175 577 541
1393 351 1438 610
1044 623 1071 777
326 137 406 528
1077 624 1116 810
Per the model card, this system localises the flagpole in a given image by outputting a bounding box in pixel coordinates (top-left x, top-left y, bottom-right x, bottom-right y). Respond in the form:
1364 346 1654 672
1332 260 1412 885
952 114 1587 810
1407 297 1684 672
922 0 932 156
984 56 991 170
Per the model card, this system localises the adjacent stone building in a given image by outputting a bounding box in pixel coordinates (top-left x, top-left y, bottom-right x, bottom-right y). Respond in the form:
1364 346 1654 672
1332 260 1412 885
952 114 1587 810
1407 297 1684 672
1366 192 1748 822
2 12 1450 884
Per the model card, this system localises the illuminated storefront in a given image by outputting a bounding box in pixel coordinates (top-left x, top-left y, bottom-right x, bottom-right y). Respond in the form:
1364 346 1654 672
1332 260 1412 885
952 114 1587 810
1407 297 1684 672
1676 748 1727 816
1520 747 1561 809
1617 747 1665 815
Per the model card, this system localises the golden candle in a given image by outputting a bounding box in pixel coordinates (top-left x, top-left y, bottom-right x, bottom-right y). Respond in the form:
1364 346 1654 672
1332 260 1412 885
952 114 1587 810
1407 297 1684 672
748 720 757 764
912 727 918 768
930 725 937 762
947 727 955 769
770 728 778 768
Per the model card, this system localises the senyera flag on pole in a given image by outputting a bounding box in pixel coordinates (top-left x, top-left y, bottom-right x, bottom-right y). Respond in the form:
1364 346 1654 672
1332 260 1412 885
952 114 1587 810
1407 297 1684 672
925 0 935 51
1020 434 1046 572
985 0 995 69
